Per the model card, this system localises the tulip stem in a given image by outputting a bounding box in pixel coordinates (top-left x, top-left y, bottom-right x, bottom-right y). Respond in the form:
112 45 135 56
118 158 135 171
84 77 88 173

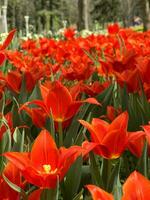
89 152 103 187
41 189 57 200
101 158 112 190
58 121 63 147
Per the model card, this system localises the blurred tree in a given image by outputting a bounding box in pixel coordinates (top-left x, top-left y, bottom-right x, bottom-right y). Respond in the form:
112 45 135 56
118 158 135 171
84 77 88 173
77 0 85 30
120 0 136 27
6 0 149 33
6 0 78 33
90 0 121 28
84 0 89 30
120 0 150 30
138 0 150 31
7 0 36 32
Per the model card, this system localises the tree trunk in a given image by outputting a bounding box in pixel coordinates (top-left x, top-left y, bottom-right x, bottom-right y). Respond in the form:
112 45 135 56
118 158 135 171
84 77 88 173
49 0 53 31
145 0 150 30
77 0 85 31
84 0 89 30
139 0 150 31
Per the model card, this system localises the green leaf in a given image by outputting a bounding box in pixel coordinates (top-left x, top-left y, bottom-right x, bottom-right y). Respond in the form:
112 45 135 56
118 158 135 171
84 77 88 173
74 127 84 146
97 84 114 106
107 159 121 193
2 129 12 153
3 173 28 200
41 189 58 200
91 84 114 118
62 156 83 200
73 189 83 200
13 128 25 152
0 119 11 172
136 141 148 177
89 152 103 187
45 113 55 140
121 84 129 111
11 98 22 127
28 83 42 101
0 93 5 114
41 177 59 200
113 175 122 200
18 74 29 104
101 158 112 190
64 104 90 147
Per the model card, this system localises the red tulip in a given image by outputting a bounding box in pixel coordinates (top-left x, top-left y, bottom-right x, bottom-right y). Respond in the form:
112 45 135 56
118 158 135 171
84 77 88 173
20 81 100 127
5 71 22 93
64 27 76 39
122 171 150 200
3 130 82 188
115 68 140 93
107 23 119 34
127 131 145 157
0 29 16 65
86 184 114 200
0 162 24 200
79 112 129 159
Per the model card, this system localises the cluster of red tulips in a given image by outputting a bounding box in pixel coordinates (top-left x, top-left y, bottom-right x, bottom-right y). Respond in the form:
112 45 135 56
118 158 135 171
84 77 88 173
1 24 150 199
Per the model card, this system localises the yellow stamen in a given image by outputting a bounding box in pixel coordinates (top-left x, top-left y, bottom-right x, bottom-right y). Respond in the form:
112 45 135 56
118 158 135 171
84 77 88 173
42 164 58 174
43 164 51 174
111 154 119 159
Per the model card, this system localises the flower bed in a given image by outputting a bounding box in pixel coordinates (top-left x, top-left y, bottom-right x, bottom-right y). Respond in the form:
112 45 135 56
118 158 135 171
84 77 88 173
0 24 150 199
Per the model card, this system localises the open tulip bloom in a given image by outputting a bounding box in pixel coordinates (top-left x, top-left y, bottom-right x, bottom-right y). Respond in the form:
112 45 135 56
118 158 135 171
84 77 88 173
79 111 129 159
3 130 83 188
20 81 100 128
86 171 150 200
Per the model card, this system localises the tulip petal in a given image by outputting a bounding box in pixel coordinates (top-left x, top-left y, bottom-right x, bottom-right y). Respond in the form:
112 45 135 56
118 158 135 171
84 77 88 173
0 29 16 50
28 189 42 200
108 111 128 133
65 101 82 120
46 81 72 120
0 52 6 65
92 118 109 141
31 130 59 170
58 147 80 180
83 97 101 106
86 184 114 200
127 131 145 157
3 152 29 171
122 171 150 200
101 129 127 159
79 119 100 143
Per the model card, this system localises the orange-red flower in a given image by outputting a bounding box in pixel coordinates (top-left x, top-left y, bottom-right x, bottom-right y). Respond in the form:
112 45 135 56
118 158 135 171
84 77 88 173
3 130 83 188
86 184 114 200
79 112 129 159
64 27 76 40
107 23 119 35
122 171 150 200
115 68 140 93
20 81 100 127
127 131 145 157
0 29 16 65
0 162 24 200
